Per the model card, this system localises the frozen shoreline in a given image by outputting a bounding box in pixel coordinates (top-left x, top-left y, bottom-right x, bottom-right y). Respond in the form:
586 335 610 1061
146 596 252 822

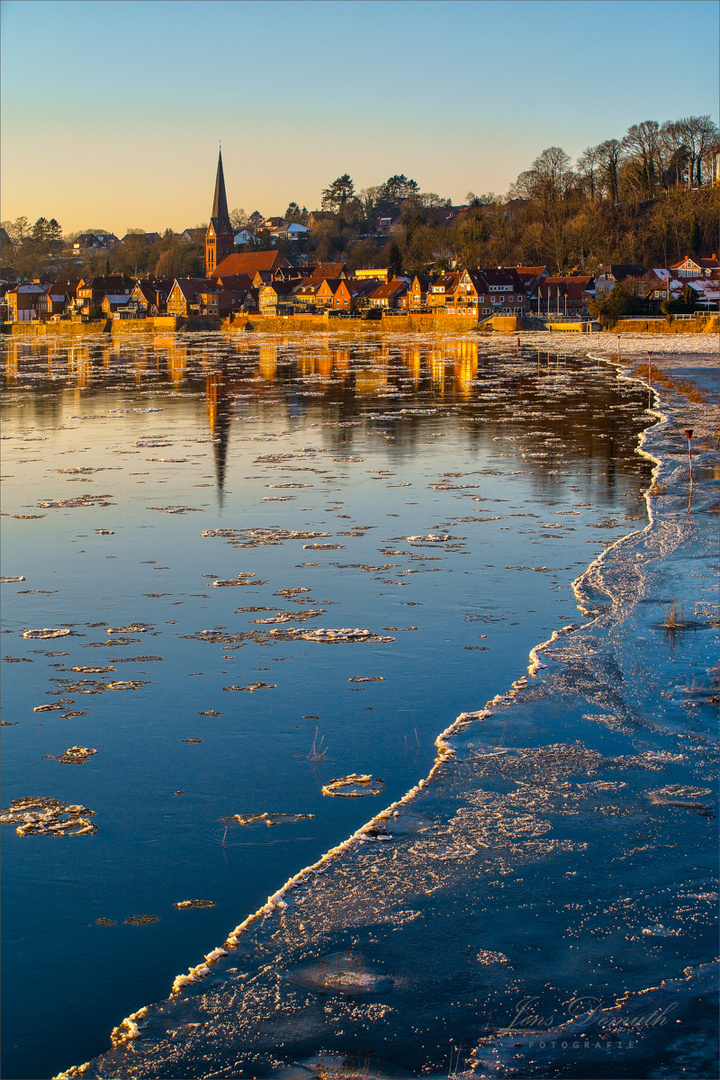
57 340 719 1080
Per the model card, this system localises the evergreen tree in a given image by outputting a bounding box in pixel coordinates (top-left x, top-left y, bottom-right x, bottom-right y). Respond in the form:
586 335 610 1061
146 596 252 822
32 217 50 242
321 175 355 212
47 219 63 246
387 240 403 276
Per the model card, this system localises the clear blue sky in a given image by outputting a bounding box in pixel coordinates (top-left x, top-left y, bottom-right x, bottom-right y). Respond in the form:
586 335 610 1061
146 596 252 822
1 0 718 234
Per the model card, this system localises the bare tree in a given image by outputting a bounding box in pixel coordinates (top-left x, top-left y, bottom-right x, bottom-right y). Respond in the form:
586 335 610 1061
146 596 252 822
508 147 573 208
679 115 720 186
595 139 624 202
7 216 30 244
533 146 573 204
577 145 602 201
230 208 248 231
622 121 661 196
660 120 690 187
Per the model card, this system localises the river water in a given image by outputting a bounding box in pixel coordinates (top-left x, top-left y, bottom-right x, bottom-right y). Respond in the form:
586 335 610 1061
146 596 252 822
1 331 712 1079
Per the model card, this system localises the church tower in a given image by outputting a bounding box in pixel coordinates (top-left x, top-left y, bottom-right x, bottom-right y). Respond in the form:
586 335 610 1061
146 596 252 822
205 149 235 277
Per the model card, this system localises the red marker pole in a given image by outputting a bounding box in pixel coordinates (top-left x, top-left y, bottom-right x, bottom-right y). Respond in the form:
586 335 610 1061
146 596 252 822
516 337 520 354
685 428 694 511
648 350 652 388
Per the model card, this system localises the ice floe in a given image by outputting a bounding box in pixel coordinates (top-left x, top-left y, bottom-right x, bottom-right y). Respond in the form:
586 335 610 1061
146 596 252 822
219 813 314 827
0 796 97 836
322 774 386 798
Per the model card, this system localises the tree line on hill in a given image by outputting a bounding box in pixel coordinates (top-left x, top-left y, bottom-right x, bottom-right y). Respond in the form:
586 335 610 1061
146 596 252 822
3 114 718 283
0 222 208 283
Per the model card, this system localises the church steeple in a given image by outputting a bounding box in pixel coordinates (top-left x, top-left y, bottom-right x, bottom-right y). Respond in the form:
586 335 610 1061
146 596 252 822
206 148 235 277
211 149 230 223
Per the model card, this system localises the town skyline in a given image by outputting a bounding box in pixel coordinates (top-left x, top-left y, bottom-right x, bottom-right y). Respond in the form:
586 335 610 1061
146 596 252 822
1 0 718 234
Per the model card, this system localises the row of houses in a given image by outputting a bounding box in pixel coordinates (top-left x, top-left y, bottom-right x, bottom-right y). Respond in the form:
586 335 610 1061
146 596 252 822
165 251 720 319
3 252 718 324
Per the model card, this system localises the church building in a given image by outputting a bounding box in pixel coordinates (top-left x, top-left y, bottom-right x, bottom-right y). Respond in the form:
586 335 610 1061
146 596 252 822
205 150 235 276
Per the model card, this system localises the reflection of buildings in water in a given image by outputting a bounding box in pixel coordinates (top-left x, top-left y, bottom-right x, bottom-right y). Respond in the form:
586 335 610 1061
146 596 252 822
297 352 316 378
225 336 252 363
206 371 231 508
45 342 58 376
355 365 388 396
402 346 423 383
149 337 185 384
333 349 352 378
168 342 188 383
258 344 278 382
69 344 92 389
452 342 478 395
451 339 478 364
291 346 344 382
129 344 151 383
429 349 445 395
4 341 20 378
315 348 333 379
197 341 221 373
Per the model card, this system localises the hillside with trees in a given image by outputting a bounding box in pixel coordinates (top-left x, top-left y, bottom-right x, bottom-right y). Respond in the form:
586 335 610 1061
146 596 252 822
2 114 718 283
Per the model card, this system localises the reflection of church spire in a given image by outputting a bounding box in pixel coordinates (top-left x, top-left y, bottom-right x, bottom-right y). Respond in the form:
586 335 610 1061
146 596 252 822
206 371 231 509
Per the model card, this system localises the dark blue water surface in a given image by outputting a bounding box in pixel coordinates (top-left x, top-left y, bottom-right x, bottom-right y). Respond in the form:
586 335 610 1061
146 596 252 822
1 333 654 1079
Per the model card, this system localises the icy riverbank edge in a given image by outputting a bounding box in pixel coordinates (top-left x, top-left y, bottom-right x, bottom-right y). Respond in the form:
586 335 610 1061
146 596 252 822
57 338 719 1080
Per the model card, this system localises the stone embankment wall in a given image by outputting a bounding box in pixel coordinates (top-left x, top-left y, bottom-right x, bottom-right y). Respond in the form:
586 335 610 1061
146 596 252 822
5 315 221 336
236 314 481 334
3 313 716 338
6 321 107 337
613 316 718 334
